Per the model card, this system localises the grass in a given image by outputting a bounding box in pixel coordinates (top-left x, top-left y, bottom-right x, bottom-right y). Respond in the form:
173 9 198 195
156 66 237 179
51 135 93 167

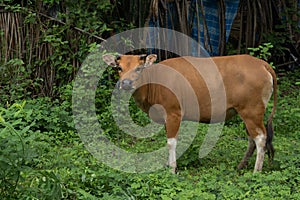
1 70 300 199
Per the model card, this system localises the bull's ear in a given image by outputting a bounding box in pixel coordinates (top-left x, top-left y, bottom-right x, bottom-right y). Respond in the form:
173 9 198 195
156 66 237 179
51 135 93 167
144 54 157 67
139 54 147 61
102 54 117 66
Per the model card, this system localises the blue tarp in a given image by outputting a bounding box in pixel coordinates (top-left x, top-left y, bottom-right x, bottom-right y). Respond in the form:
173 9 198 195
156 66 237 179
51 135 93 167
148 0 240 56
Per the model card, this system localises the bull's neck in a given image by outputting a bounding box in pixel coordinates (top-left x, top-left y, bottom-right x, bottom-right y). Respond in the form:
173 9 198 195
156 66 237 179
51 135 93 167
131 70 153 112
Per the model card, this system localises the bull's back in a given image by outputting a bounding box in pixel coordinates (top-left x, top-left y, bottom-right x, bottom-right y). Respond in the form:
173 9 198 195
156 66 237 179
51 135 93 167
156 55 273 122
141 55 271 123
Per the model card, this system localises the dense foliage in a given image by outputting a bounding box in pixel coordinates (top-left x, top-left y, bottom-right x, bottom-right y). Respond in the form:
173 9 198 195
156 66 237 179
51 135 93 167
0 0 134 102
0 70 300 199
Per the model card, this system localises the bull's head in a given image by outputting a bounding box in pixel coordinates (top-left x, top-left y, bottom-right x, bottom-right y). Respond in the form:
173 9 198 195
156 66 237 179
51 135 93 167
102 54 157 90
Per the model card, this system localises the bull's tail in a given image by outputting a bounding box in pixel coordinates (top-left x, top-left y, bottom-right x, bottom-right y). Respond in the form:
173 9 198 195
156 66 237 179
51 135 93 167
265 63 277 164
266 120 275 164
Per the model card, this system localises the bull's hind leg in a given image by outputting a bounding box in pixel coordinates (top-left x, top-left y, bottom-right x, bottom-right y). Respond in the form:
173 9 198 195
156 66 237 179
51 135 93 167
239 108 267 172
238 135 256 170
253 129 267 172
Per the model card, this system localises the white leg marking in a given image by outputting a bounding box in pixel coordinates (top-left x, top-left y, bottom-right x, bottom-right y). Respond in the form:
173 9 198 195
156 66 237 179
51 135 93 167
253 129 266 172
167 138 177 174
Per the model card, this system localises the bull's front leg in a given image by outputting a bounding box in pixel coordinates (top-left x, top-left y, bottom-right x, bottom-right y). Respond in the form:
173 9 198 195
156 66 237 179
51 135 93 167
165 113 181 174
167 138 177 174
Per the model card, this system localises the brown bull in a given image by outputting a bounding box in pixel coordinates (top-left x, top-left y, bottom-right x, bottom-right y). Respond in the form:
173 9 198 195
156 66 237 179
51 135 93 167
102 54 277 173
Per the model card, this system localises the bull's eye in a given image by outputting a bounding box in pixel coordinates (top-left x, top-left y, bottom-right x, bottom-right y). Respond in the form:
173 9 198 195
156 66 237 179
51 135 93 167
135 66 143 73
115 66 123 72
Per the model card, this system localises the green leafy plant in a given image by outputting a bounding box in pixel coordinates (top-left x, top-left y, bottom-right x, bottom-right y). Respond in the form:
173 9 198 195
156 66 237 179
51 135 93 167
0 100 74 199
0 102 51 199
248 42 275 69
0 114 26 198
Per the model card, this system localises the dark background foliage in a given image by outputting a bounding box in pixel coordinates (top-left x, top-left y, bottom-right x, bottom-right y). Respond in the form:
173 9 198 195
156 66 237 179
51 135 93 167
0 0 299 101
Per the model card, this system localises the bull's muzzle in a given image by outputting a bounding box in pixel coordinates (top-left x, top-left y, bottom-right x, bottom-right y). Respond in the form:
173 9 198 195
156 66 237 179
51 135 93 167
120 79 133 90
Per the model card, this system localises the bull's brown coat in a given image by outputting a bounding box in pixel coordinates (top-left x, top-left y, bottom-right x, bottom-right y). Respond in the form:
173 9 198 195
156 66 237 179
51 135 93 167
103 54 277 173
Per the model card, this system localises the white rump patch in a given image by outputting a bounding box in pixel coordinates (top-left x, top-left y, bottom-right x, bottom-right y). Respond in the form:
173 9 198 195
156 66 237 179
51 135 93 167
262 72 273 109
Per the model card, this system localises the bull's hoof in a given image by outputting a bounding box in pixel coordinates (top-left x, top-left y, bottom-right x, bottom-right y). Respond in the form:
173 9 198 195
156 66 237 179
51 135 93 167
170 167 176 174
237 162 248 170
165 162 177 174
